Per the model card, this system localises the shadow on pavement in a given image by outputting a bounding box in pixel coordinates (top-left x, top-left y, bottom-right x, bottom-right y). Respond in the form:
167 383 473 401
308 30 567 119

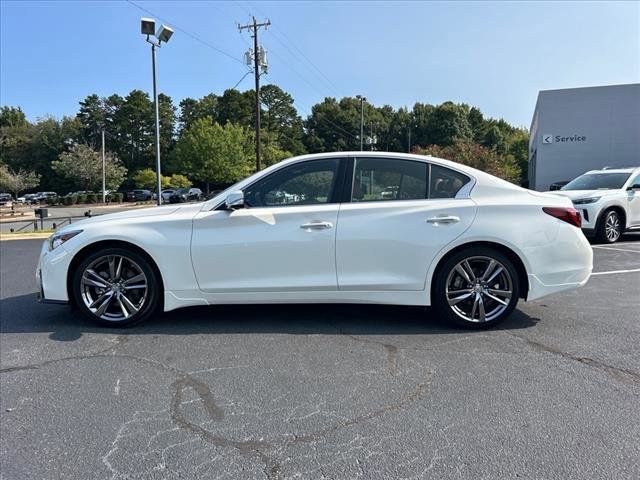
0 293 539 341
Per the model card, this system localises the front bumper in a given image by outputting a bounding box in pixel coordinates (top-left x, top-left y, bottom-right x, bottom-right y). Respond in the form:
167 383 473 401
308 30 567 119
36 239 72 304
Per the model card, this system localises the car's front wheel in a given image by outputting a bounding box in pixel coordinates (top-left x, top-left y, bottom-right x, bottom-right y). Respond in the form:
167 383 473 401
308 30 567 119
72 247 160 327
433 247 520 329
595 209 622 244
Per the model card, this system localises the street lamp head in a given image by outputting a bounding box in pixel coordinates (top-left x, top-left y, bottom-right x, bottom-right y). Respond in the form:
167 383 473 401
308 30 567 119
156 24 174 44
141 17 156 35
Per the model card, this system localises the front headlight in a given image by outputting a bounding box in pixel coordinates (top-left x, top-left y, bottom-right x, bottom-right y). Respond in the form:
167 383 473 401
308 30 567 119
48 230 83 251
573 197 600 205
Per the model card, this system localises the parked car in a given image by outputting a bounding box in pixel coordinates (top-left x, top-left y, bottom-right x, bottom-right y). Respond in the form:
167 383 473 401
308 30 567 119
37 152 593 328
550 166 640 243
33 192 57 203
168 188 202 203
126 189 152 201
17 193 39 204
0 193 13 207
549 181 569 191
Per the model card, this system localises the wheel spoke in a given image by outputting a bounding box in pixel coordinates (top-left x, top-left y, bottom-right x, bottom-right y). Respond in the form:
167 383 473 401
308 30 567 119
83 269 109 289
486 288 511 297
114 257 124 281
484 292 509 306
108 256 116 281
455 265 472 284
486 266 504 284
470 293 479 319
123 273 145 287
481 259 497 281
448 291 474 306
119 292 139 314
462 260 476 281
94 292 114 317
477 294 486 321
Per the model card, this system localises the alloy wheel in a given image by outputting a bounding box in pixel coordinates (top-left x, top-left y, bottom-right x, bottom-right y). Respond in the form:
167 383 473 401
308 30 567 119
445 256 513 323
80 254 148 322
605 212 621 242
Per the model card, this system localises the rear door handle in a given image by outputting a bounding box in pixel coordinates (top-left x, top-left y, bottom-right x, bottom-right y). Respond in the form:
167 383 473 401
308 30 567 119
426 215 460 225
300 221 333 230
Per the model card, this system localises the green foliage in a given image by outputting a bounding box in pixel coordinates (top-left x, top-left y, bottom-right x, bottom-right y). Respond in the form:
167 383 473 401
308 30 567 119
1 87 530 191
52 144 127 191
172 118 252 185
168 174 191 188
132 168 171 189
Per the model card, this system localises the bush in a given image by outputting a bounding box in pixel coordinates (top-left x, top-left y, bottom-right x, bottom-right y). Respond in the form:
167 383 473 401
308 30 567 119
76 194 87 204
87 193 99 204
62 195 76 206
48 196 60 206
114 192 124 203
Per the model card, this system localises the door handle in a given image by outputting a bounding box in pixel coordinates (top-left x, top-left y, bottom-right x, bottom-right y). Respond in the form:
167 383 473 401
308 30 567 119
300 221 333 230
426 215 460 225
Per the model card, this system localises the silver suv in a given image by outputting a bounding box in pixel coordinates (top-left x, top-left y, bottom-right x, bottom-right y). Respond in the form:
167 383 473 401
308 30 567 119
551 167 640 243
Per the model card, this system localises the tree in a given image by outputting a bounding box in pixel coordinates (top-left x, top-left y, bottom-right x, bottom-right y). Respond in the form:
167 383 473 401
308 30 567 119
168 174 191 188
0 163 40 197
260 84 306 155
52 144 127 191
172 118 252 191
416 138 520 183
131 168 170 190
423 102 472 146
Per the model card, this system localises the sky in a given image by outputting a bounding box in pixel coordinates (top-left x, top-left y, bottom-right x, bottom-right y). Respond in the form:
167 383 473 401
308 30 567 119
1 0 639 129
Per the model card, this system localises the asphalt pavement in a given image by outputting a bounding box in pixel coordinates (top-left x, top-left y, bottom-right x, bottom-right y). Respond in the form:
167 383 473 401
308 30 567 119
1 235 639 479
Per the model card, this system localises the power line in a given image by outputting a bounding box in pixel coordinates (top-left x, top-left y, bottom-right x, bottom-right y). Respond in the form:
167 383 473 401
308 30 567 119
244 0 342 96
126 0 244 65
232 70 252 90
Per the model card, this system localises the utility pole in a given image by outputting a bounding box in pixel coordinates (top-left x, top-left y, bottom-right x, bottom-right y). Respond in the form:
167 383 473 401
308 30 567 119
101 129 106 204
239 17 270 172
356 95 366 151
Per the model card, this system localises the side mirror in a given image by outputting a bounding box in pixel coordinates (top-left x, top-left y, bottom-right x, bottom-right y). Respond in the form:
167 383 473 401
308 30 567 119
225 191 245 210
627 184 640 191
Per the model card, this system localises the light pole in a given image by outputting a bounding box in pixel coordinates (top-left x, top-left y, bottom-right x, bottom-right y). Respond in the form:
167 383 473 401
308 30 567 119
101 128 106 203
356 95 366 151
140 18 174 206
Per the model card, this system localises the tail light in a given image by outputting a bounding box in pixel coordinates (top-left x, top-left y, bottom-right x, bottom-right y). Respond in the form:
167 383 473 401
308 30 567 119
543 207 582 228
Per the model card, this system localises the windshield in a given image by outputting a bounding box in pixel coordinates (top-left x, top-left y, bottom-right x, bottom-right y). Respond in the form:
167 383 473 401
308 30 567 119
561 173 631 191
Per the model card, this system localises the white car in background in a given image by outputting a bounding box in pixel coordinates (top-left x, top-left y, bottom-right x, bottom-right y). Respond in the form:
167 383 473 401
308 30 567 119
36 152 593 329
551 167 640 243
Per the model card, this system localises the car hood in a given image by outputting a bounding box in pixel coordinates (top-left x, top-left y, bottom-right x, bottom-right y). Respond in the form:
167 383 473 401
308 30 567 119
549 189 618 201
59 204 189 230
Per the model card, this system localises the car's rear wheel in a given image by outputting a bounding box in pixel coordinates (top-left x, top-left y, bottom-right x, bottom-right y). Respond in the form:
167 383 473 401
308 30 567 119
72 247 160 327
595 209 622 244
433 247 520 329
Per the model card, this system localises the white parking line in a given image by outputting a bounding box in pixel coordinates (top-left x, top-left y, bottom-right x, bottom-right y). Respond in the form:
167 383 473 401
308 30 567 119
591 268 640 276
592 246 640 253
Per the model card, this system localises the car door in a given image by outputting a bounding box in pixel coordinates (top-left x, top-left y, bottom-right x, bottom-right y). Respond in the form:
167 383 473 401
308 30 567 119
627 174 640 226
191 158 345 292
336 157 477 291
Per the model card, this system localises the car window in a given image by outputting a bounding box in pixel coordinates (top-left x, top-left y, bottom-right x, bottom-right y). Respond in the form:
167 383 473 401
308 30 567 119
244 159 340 207
562 172 631 190
352 158 428 202
429 164 470 199
629 174 640 188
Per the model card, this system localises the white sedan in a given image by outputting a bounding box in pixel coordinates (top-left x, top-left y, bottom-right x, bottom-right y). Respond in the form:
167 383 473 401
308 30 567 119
36 152 593 328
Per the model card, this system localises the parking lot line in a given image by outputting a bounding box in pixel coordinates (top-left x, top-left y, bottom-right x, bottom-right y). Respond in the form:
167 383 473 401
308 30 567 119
590 268 640 276
591 246 640 253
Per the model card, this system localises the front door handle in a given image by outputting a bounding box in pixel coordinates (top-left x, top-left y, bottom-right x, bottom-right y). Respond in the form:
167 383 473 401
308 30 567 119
300 221 333 230
426 215 460 225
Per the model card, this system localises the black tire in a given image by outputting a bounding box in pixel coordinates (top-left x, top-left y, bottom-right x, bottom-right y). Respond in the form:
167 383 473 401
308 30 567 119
595 209 623 244
72 247 161 327
432 247 520 329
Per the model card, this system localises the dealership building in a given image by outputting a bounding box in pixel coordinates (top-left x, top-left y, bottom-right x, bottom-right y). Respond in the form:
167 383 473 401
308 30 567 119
528 83 640 191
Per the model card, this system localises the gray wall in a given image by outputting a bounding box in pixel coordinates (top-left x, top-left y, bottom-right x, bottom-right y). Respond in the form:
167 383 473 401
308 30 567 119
529 84 640 191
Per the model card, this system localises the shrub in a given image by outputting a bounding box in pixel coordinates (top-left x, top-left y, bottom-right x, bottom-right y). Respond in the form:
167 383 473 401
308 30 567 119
87 193 99 204
76 194 87 204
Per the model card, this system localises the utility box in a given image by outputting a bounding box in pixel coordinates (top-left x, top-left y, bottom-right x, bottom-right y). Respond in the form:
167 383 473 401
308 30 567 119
34 208 48 218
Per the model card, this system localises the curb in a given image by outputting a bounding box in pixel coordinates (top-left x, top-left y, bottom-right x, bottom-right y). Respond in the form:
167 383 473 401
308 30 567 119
0 233 51 241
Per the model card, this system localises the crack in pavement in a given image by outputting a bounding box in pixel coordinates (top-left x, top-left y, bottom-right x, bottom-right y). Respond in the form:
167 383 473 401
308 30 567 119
506 332 640 386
